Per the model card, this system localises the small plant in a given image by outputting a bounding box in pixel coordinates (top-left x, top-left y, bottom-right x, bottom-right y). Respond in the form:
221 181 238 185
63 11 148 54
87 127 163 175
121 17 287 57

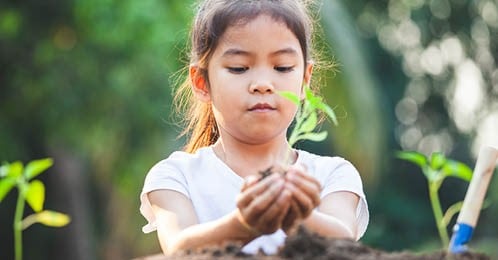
258 84 338 180
0 158 71 260
396 151 473 247
279 84 338 148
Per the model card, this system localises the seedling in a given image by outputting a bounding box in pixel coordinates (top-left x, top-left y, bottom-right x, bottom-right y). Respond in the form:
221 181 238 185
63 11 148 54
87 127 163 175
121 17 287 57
0 158 71 260
279 84 338 148
258 84 338 180
396 151 473 247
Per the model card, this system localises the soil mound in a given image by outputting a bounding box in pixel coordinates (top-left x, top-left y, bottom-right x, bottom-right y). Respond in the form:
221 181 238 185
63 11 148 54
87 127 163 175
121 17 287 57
148 227 489 260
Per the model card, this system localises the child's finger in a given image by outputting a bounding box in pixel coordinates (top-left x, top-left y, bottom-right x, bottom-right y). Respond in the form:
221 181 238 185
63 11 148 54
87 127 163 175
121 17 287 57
252 189 292 233
236 173 281 207
282 199 302 233
241 174 261 191
237 176 285 228
248 177 285 213
285 182 315 217
286 170 321 207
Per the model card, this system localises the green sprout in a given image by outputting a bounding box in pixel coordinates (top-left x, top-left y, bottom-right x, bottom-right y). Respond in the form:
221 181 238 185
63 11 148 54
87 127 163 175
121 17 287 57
279 84 338 148
396 151 473 247
256 84 338 179
0 158 71 260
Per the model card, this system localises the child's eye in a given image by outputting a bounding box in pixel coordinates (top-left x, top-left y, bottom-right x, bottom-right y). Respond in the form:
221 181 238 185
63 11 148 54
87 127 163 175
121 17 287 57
275 66 294 72
227 67 248 74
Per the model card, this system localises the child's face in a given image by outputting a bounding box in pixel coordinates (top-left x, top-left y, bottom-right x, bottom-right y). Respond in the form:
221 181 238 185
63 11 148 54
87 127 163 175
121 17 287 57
198 14 312 145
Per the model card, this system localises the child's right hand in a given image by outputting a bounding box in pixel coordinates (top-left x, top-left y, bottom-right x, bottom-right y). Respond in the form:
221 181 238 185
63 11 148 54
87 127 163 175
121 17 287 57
235 173 292 235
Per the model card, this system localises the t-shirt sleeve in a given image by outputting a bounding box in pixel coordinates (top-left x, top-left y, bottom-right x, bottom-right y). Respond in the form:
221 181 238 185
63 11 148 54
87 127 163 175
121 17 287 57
319 158 369 241
139 157 189 233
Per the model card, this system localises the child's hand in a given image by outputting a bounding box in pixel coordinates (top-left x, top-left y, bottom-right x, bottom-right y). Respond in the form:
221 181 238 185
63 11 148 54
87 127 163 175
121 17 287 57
282 164 321 234
236 173 292 235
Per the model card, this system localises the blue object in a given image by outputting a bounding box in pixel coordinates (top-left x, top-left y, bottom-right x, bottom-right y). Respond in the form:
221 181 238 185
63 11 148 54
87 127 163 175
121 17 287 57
448 223 474 253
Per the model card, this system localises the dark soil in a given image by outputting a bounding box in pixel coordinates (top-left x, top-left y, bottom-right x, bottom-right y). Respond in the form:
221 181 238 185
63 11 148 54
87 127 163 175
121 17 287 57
145 226 489 260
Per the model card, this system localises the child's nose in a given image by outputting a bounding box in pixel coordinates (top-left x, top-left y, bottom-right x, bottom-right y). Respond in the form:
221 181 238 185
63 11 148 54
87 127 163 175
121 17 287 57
249 81 275 94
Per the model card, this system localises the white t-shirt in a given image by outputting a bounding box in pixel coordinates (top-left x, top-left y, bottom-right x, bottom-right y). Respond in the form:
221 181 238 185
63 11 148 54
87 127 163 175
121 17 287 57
140 146 369 255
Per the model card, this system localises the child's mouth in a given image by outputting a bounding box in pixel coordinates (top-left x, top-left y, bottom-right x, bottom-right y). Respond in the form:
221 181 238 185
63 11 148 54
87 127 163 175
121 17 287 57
249 103 276 111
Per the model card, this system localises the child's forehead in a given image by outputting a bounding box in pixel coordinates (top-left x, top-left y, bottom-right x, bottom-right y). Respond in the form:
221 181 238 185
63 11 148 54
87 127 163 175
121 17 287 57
219 15 298 44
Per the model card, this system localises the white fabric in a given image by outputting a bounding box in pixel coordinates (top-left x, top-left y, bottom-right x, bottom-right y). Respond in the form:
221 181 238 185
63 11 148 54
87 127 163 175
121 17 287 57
140 146 369 254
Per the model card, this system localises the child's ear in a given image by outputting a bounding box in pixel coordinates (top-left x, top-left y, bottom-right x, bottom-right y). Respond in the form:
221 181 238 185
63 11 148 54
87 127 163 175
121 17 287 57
301 62 314 99
189 65 211 102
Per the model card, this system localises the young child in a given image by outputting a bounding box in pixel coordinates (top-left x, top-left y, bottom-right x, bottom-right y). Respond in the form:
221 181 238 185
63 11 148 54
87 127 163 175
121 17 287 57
140 0 369 256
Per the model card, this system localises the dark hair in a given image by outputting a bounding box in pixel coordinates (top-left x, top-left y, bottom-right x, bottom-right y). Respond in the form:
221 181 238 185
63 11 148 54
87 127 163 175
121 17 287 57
175 0 317 153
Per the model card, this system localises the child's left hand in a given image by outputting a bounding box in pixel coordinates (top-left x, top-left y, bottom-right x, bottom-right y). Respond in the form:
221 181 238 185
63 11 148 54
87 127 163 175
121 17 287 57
281 164 321 234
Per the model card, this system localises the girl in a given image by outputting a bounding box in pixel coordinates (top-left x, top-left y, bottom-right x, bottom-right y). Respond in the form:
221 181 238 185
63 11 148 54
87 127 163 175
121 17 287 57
140 0 369 256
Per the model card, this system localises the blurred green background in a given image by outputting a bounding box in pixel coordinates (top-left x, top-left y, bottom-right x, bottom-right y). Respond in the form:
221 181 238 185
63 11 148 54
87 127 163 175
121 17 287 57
1 0 498 259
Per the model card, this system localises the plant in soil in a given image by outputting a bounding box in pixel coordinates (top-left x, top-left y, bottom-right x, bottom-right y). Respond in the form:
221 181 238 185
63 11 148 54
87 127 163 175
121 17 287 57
0 158 71 260
396 151 474 247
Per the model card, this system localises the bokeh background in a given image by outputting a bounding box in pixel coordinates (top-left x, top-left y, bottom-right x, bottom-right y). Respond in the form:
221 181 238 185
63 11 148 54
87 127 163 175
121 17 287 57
1 0 498 259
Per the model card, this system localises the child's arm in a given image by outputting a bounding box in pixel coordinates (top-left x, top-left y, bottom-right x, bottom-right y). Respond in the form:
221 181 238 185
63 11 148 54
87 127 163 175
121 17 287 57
149 190 255 255
303 191 359 239
282 165 359 239
148 173 292 255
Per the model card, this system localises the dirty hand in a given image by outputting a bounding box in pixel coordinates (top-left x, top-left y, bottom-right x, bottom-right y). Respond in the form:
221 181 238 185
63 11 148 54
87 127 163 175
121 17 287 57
281 164 321 234
236 173 292 235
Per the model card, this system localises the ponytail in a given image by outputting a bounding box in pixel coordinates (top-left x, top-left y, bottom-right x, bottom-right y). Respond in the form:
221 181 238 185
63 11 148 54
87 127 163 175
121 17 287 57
174 78 219 153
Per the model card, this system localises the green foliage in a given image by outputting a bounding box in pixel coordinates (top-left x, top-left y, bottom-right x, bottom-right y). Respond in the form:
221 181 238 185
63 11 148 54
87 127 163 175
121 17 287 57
0 159 70 260
279 84 338 148
396 151 473 248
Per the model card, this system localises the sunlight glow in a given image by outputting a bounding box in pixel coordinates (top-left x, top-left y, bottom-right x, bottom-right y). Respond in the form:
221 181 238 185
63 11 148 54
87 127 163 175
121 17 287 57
400 126 422 150
481 1 498 28
449 60 485 133
440 36 465 66
420 45 445 75
395 97 418 125
418 130 453 156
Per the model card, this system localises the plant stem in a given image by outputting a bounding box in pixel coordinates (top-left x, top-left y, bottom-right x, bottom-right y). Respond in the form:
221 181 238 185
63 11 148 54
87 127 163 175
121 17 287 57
429 183 448 247
14 187 25 260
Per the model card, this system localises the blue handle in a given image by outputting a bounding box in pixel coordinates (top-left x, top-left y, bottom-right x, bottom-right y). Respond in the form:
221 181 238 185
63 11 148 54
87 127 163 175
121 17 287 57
448 223 474 254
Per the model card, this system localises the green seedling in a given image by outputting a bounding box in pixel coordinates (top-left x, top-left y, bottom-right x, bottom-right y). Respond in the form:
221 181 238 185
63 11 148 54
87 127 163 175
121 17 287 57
396 151 473 247
0 158 71 260
279 84 338 148
258 84 338 180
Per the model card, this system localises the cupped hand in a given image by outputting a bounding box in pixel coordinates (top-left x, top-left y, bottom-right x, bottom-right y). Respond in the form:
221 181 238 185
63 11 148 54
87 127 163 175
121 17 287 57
236 173 292 235
281 163 321 234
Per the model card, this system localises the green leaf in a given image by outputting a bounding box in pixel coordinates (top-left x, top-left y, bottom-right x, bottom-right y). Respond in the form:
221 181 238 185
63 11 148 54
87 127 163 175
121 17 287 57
7 161 23 178
441 160 472 182
307 95 323 109
396 151 428 168
25 158 53 180
304 85 314 101
278 91 301 106
0 176 17 202
315 101 338 126
430 153 446 170
0 164 8 177
300 111 318 133
295 131 328 143
25 180 45 212
22 210 71 230
35 210 71 228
